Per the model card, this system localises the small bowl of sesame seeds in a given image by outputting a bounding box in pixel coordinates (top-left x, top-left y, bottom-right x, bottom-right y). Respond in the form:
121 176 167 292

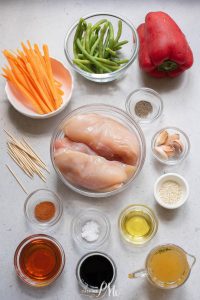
125 87 163 124
154 173 189 209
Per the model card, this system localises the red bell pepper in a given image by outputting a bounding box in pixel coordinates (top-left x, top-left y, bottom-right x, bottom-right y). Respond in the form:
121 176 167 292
137 12 193 78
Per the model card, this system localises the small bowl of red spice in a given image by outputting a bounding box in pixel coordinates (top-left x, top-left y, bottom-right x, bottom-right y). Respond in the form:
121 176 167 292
24 189 63 230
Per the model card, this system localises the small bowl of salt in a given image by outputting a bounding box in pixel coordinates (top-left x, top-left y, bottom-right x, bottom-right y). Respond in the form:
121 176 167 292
154 173 189 209
125 87 163 124
71 208 111 250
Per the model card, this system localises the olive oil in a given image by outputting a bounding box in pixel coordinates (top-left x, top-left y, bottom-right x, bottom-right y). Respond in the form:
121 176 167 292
119 205 158 245
147 245 190 288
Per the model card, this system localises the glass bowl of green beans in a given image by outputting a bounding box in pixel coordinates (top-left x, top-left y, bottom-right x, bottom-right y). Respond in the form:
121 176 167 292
64 12 139 83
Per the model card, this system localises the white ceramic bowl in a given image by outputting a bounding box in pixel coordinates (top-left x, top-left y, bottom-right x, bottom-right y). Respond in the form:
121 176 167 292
5 58 73 119
154 173 189 209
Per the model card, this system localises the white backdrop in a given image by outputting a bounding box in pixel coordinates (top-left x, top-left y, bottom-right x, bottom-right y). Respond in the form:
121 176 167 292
0 0 199 299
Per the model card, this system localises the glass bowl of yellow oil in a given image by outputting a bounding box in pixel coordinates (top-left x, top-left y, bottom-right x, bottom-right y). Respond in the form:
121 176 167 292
118 204 158 246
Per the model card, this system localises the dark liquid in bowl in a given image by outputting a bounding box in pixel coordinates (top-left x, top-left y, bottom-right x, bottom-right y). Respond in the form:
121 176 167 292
19 238 62 282
79 254 115 289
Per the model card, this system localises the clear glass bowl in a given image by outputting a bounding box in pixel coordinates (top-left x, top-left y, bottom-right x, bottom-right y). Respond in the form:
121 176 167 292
126 88 163 124
76 252 117 295
151 127 190 165
14 234 65 287
64 12 139 82
71 209 111 250
118 204 158 246
24 189 63 230
50 104 146 197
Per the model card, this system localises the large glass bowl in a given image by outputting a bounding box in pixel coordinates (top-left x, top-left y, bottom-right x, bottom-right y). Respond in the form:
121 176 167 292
50 104 146 197
64 12 139 83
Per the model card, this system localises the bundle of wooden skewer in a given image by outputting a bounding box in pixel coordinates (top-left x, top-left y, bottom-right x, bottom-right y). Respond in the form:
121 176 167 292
5 130 49 182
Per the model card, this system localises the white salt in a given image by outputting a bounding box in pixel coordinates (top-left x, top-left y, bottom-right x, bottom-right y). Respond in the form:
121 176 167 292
81 220 100 242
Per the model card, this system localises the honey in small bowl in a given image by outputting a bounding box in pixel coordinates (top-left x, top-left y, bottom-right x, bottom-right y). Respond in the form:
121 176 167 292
14 234 65 287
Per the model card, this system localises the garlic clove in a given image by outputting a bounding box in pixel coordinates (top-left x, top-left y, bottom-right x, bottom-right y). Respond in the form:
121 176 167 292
172 139 184 153
167 133 180 144
155 130 168 146
162 145 176 157
154 146 169 160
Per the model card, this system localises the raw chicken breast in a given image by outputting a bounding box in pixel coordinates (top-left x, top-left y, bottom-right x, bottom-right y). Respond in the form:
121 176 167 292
54 149 136 192
63 113 139 165
54 137 96 155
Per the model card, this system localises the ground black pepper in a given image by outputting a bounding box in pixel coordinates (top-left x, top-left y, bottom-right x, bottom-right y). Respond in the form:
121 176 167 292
134 100 153 118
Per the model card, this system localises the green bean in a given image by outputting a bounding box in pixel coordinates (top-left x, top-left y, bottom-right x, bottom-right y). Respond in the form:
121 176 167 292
99 22 109 58
114 20 122 45
114 46 122 51
105 48 118 57
74 59 91 65
106 65 120 71
90 36 100 56
73 60 93 73
76 39 111 72
77 53 84 59
91 19 107 31
108 22 114 49
103 29 110 57
89 32 96 48
95 57 118 66
85 23 92 53
112 59 129 64
113 40 128 49
73 18 84 58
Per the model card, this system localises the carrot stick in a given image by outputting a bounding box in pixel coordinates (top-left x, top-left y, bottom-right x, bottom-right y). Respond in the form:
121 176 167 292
4 67 43 114
14 63 50 113
26 62 53 112
24 46 55 111
43 44 61 108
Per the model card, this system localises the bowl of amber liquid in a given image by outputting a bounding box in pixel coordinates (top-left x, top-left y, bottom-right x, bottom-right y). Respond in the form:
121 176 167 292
118 204 158 246
14 234 65 287
128 244 196 289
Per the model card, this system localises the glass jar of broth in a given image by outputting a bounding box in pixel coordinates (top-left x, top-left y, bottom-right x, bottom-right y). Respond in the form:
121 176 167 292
128 244 196 289
118 204 158 246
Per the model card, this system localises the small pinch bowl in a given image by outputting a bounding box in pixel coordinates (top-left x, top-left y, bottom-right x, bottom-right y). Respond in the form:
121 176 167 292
71 208 111 250
5 57 73 119
154 173 189 209
126 87 163 124
151 127 190 165
64 12 139 83
24 188 63 230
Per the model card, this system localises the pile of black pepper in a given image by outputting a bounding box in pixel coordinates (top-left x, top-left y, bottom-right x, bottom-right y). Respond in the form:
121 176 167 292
134 100 153 118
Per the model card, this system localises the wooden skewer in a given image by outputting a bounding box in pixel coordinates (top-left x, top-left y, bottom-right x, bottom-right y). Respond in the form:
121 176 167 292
4 129 50 182
6 164 28 194
22 138 50 173
7 148 33 178
8 143 34 177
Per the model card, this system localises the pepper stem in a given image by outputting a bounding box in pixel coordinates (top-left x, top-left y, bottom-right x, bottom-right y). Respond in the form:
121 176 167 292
157 60 178 72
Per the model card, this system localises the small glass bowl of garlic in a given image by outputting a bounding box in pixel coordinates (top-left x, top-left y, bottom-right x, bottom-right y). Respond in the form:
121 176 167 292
151 127 190 165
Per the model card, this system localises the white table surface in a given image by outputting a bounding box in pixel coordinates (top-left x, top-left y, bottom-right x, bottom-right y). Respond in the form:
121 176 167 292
0 0 200 299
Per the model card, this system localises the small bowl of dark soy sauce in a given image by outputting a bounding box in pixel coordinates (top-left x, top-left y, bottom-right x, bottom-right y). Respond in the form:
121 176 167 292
76 252 117 296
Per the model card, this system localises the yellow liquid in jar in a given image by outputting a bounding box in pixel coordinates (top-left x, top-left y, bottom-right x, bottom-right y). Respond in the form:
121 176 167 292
121 210 154 245
147 245 190 288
